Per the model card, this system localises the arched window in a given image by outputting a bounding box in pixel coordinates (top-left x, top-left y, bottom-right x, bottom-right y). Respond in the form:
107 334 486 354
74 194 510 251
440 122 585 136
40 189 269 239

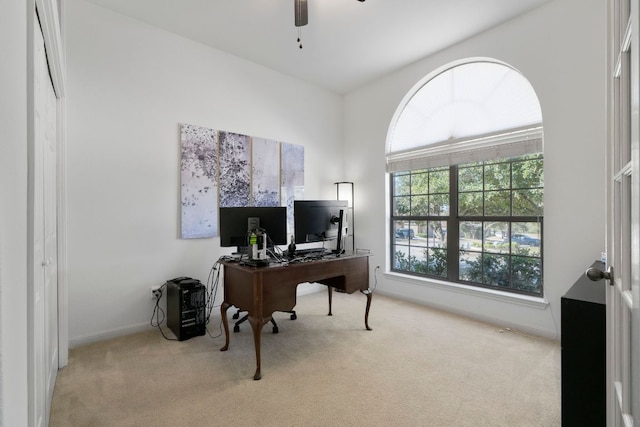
386 59 544 296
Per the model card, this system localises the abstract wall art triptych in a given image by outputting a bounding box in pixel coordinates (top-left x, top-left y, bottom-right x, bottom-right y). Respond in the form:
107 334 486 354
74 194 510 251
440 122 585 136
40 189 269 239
180 123 304 239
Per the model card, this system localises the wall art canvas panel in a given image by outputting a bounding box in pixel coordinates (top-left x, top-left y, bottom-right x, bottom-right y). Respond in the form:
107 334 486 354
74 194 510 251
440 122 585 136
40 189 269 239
281 142 305 235
180 124 304 239
180 124 218 238
251 137 280 207
219 131 250 207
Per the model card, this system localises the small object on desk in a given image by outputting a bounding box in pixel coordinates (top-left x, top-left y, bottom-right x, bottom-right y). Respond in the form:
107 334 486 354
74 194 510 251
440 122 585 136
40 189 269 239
287 235 296 258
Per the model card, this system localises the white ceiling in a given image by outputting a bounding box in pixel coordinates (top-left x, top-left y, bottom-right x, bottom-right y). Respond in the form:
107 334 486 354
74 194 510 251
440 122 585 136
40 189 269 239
83 0 552 94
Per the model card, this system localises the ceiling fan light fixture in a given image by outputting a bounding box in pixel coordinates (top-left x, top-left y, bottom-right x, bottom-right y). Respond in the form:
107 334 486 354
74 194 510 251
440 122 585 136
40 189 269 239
294 0 364 49
294 0 308 27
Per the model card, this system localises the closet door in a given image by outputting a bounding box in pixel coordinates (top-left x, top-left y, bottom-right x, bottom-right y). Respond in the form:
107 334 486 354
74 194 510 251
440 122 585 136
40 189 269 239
31 12 58 427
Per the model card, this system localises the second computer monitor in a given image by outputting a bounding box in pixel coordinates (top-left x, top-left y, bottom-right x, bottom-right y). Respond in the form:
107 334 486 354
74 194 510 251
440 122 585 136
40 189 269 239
293 200 348 247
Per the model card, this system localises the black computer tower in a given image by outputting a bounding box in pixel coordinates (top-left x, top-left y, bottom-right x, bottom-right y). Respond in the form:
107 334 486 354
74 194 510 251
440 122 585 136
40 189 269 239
166 277 206 341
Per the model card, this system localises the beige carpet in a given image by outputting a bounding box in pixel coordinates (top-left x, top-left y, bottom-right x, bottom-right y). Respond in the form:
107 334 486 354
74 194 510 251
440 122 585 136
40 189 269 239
50 292 560 426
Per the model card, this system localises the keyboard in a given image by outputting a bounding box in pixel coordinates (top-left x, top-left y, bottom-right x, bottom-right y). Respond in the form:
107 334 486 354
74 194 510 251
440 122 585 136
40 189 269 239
292 248 330 256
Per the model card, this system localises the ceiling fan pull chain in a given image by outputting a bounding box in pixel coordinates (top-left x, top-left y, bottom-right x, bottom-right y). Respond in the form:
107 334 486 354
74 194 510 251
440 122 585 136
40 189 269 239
294 0 363 49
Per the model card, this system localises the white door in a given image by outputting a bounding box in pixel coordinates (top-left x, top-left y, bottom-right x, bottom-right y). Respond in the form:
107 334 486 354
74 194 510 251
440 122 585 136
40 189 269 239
32 13 59 427
606 0 639 425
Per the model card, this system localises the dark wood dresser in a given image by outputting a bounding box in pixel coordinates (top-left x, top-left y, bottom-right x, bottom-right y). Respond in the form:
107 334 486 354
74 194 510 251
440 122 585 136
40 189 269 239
561 261 606 426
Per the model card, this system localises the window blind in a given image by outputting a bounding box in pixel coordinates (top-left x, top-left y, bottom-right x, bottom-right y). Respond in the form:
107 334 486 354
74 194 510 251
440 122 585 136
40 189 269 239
386 126 543 173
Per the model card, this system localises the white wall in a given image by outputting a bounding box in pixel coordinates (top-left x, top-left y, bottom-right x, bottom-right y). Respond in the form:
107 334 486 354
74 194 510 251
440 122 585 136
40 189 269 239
66 0 605 344
0 1 30 425
65 0 344 345
344 0 606 338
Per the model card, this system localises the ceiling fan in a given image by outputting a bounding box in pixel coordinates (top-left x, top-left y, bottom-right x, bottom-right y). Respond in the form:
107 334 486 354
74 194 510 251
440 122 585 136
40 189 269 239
294 0 366 49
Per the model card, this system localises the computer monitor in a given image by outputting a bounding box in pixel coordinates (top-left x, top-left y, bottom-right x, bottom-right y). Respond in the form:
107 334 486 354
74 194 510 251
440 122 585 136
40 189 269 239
219 207 287 250
293 200 348 253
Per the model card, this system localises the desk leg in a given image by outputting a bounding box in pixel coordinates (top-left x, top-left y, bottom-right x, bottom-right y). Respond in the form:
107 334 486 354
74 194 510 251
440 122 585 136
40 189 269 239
248 315 265 380
220 302 231 351
361 289 373 331
327 286 333 316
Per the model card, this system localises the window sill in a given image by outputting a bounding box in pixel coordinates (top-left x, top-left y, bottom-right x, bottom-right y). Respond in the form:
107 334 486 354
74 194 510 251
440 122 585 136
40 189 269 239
384 271 549 310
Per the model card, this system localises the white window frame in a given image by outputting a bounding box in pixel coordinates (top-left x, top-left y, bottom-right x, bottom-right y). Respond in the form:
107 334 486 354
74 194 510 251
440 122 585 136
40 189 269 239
385 58 546 304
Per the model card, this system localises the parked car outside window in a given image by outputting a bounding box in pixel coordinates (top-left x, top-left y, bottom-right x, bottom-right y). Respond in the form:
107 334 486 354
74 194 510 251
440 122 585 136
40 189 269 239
395 228 415 239
512 233 540 246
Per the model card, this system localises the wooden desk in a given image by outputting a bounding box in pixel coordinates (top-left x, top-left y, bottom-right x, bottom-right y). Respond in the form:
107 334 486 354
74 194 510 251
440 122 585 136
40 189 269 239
219 253 373 380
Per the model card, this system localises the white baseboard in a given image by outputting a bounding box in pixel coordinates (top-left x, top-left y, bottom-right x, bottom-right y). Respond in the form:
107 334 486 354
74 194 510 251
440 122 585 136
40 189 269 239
69 322 152 349
69 284 327 348
375 288 559 341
